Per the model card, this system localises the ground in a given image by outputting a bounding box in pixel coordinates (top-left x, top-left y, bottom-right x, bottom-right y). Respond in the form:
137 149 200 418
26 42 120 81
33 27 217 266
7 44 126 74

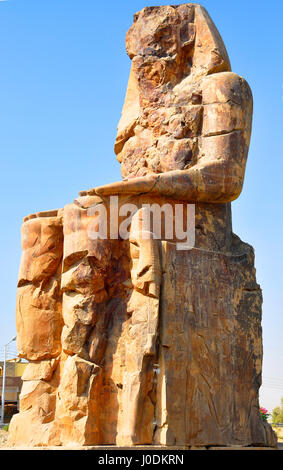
0 428 282 449
0 430 8 448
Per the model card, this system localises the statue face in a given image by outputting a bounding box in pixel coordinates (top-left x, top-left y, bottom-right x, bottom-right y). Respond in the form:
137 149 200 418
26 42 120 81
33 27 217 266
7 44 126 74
126 6 183 59
126 5 196 61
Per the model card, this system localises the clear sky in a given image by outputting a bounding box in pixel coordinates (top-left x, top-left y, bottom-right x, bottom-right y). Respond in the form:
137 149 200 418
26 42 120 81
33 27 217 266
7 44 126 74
0 0 282 412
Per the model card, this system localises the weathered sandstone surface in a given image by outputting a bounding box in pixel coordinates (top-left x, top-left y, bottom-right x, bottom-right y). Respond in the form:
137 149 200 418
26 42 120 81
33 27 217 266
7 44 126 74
9 4 277 448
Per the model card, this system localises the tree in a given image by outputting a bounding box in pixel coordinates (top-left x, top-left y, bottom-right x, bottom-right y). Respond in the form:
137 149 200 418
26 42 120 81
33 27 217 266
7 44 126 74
272 397 283 424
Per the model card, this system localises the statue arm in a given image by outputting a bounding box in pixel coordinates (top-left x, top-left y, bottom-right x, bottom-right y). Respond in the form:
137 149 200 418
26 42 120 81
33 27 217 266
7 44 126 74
88 155 244 203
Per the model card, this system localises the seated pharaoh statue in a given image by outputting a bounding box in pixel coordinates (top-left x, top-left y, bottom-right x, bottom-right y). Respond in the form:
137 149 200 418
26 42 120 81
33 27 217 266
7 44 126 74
9 4 277 448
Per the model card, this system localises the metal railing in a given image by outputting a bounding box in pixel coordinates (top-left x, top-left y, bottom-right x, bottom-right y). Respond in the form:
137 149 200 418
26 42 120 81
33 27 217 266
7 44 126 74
0 337 17 426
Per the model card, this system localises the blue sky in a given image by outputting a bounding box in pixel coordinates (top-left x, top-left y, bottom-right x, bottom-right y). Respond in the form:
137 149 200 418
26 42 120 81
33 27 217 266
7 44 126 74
0 0 282 411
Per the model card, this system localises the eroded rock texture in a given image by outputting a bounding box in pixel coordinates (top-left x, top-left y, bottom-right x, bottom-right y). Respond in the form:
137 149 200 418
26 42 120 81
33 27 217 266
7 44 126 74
9 4 277 448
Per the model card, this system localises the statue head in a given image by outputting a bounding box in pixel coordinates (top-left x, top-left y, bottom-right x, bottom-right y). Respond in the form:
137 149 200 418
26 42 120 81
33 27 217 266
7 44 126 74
126 5 195 61
125 4 231 78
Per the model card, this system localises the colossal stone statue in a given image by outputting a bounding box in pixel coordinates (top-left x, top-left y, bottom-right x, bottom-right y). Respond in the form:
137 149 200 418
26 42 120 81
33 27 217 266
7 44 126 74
9 4 277 448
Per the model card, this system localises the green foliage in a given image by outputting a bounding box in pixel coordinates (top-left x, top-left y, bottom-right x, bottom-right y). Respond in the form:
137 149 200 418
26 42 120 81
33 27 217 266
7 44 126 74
272 397 283 424
2 425 9 432
260 407 270 421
